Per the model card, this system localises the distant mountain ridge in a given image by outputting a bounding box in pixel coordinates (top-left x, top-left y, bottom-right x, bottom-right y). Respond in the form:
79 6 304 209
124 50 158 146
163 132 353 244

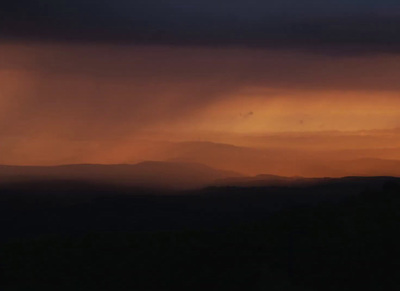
0 161 242 190
213 174 400 189
160 141 400 177
1 159 400 190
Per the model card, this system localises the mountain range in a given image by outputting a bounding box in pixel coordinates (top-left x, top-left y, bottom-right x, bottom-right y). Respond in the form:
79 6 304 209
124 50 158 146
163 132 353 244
0 161 241 190
1 158 400 190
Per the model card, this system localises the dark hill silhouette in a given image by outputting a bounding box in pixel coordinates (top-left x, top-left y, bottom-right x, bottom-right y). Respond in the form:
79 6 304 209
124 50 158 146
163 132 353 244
0 161 242 190
0 176 400 290
213 174 400 188
0 175 398 239
213 174 310 187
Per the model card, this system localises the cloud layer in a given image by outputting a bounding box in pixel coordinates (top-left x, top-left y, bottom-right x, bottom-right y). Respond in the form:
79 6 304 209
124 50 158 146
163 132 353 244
1 1 400 53
1 42 400 166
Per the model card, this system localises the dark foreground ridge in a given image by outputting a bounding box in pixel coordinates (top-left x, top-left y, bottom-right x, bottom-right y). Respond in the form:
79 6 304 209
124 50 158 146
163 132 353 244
0 162 242 190
0 176 399 290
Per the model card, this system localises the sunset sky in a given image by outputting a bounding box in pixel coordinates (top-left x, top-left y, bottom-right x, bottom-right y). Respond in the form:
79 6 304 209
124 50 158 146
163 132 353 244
1 1 400 176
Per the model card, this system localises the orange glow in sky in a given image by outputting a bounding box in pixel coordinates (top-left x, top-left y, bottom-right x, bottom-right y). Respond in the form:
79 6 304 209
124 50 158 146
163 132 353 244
1 42 400 177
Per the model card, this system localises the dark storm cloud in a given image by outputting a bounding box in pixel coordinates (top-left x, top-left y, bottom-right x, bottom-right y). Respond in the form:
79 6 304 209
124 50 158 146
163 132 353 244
1 1 400 53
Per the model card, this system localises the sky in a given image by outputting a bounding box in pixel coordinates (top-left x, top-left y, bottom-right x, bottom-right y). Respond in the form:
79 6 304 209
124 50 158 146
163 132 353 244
1 1 400 176
1 1 400 52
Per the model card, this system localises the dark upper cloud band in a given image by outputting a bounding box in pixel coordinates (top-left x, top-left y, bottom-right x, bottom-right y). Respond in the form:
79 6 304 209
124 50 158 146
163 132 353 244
1 1 400 53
